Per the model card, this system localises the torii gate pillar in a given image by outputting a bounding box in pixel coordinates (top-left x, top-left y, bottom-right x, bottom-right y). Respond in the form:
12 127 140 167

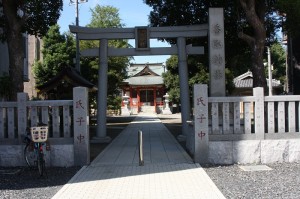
177 37 190 139
92 39 111 143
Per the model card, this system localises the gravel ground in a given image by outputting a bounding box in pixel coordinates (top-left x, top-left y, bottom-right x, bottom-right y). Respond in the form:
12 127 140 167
0 166 80 199
160 114 300 199
203 163 300 199
1 114 300 199
2 163 299 199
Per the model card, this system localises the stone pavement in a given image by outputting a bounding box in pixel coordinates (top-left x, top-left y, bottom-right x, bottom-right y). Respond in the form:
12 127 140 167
52 113 225 199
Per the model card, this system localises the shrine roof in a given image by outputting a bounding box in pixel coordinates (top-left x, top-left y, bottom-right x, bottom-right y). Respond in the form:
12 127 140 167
233 70 281 88
123 63 165 86
127 63 165 77
124 76 164 86
36 66 97 92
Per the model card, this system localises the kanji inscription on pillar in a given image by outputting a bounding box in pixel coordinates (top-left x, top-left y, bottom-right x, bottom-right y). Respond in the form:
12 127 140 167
193 84 209 164
73 87 90 165
211 54 223 66
213 69 223 80
212 39 223 49
209 8 225 96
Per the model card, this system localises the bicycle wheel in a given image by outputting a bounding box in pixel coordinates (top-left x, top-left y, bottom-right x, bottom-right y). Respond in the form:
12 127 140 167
37 150 45 176
24 143 34 167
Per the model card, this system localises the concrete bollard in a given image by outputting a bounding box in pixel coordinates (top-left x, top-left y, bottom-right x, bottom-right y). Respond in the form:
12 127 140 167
138 130 144 166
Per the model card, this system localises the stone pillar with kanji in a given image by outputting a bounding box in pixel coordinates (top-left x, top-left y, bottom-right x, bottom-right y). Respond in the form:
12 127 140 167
73 87 90 166
193 84 209 164
209 8 225 97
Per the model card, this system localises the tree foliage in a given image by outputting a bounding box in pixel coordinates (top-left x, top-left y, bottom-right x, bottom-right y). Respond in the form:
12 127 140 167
236 0 280 89
269 42 286 84
0 0 62 40
276 0 300 37
163 54 210 104
144 0 287 93
162 56 180 104
0 0 63 100
88 5 125 28
80 5 131 109
32 24 75 86
163 54 235 103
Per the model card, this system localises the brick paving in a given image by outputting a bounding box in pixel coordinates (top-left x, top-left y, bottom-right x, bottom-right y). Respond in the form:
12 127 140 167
52 113 225 199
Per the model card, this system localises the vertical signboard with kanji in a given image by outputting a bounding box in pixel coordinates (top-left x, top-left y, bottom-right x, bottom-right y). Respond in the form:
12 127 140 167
209 8 225 97
135 27 149 50
194 84 209 163
73 87 90 166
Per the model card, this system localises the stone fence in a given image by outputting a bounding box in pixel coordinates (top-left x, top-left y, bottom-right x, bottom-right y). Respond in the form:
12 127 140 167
0 87 89 167
191 84 300 165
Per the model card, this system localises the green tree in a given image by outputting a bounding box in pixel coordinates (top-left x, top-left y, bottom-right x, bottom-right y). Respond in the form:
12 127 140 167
276 1 300 94
144 0 286 90
269 42 286 84
88 5 124 28
162 56 180 104
276 0 300 37
163 55 235 104
237 0 279 89
162 55 211 104
80 5 131 110
0 0 63 100
32 25 76 86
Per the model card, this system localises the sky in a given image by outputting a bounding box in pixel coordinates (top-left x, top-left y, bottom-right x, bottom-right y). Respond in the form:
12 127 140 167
58 0 170 64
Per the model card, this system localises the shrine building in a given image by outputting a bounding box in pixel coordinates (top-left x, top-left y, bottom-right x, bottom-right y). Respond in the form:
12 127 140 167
121 63 166 114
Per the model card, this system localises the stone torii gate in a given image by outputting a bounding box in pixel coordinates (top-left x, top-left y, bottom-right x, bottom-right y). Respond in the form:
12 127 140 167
69 8 225 143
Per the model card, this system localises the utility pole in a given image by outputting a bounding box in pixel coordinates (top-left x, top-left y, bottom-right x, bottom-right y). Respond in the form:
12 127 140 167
70 0 87 73
75 0 80 73
267 47 273 96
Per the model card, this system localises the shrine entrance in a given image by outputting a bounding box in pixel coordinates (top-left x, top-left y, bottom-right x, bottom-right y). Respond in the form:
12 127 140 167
121 63 165 114
69 8 225 144
140 89 154 106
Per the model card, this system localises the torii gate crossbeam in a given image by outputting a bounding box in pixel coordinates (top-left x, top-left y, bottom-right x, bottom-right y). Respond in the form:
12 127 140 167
69 8 225 145
70 25 207 143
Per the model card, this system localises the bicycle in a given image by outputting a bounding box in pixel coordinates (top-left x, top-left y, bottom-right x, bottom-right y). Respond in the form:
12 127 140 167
23 125 49 177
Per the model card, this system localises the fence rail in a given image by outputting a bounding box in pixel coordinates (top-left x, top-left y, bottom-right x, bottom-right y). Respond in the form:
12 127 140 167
192 84 300 164
0 87 90 166
205 89 300 141
193 85 300 141
0 98 73 143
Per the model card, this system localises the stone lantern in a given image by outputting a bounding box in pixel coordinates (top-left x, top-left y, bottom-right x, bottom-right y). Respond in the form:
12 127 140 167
162 93 172 115
121 94 130 116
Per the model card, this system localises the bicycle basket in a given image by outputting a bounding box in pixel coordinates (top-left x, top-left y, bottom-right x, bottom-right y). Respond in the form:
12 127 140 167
30 126 48 142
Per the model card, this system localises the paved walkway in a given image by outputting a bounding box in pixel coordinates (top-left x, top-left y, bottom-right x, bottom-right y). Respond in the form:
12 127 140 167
52 113 225 199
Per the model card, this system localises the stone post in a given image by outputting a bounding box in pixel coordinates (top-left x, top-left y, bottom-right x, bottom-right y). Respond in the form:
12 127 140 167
0 105 3 139
121 94 130 116
17 92 28 143
162 93 172 115
253 87 265 140
193 84 209 164
73 87 90 166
